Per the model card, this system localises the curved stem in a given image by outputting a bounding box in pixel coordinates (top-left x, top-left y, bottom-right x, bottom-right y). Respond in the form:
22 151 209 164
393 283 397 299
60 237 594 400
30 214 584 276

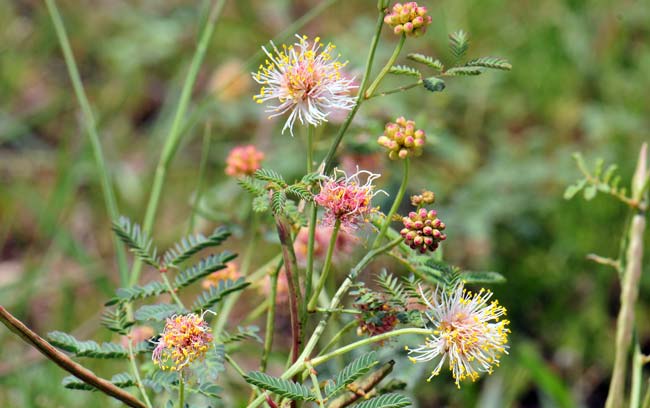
317 319 357 356
308 220 341 311
311 328 432 367
129 0 226 286
373 157 409 249
0 307 146 408
306 362 325 408
321 11 385 174
44 0 129 284
364 34 406 99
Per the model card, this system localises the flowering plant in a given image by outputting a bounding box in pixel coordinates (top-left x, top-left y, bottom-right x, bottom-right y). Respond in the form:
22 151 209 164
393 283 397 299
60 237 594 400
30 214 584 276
0 1 522 407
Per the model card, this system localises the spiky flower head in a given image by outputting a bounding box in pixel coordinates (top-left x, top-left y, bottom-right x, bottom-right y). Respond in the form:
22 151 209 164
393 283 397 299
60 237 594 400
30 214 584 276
377 117 426 160
152 312 214 371
314 168 384 230
401 208 446 253
252 35 356 135
384 2 432 37
406 283 510 388
225 145 264 177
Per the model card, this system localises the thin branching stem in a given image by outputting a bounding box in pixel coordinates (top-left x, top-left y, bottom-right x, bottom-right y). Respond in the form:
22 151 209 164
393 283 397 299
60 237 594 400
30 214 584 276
0 306 146 408
605 144 647 408
305 125 317 306
308 219 341 311
321 10 385 174
364 34 406 98
373 157 409 249
127 340 153 408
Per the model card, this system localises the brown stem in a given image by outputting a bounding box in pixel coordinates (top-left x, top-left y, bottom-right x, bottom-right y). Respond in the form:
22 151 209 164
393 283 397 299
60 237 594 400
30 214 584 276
274 216 302 365
605 143 647 408
0 306 146 408
328 361 395 408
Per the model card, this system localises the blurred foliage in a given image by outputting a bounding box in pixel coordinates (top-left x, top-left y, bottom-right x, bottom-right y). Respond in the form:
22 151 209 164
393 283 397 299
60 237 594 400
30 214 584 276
1 0 650 407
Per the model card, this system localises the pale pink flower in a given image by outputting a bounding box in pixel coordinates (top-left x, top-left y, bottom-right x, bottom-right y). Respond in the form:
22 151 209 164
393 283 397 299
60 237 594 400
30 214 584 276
252 35 356 135
314 169 384 230
152 312 214 371
406 283 510 387
293 225 358 267
225 145 264 177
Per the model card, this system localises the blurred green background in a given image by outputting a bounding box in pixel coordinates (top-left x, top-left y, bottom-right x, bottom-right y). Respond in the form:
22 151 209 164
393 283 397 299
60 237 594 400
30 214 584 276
1 0 649 406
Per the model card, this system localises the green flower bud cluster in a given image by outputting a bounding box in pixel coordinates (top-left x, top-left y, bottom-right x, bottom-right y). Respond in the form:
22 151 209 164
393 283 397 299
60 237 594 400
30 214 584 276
384 2 432 37
377 117 426 160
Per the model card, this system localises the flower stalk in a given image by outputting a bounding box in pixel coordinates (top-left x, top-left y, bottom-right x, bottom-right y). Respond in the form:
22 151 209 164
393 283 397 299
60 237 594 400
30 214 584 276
605 144 648 408
373 157 410 248
308 219 341 311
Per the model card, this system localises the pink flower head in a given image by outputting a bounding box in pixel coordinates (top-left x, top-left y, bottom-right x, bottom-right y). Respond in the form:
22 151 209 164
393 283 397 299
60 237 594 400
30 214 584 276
252 35 356 135
225 145 264 177
152 312 214 371
314 169 384 230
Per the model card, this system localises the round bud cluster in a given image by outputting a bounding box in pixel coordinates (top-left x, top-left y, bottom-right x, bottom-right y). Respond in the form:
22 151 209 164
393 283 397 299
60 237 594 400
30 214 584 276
225 145 264 177
377 117 426 160
411 190 435 206
400 208 446 253
384 2 432 37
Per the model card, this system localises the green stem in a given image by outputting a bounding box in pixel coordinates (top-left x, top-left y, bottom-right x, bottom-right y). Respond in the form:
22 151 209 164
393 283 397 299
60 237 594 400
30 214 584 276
632 339 643 408
308 220 341 311
605 145 647 408
321 10 385 174
161 273 185 309
364 34 406 99
317 319 357 356
275 216 302 364
44 0 129 285
311 327 432 367
177 373 185 408
187 121 213 233
305 362 325 408
305 125 317 311
643 380 650 408
372 158 409 249
129 0 226 287
260 260 283 372
367 80 422 99
127 342 153 408
247 237 403 408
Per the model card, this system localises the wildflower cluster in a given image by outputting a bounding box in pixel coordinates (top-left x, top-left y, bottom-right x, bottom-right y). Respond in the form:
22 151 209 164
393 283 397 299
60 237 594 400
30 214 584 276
314 169 383 230
411 190 435 206
406 283 510 387
384 2 432 37
377 117 426 160
225 145 264 177
252 35 356 135
152 313 214 371
401 208 446 252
